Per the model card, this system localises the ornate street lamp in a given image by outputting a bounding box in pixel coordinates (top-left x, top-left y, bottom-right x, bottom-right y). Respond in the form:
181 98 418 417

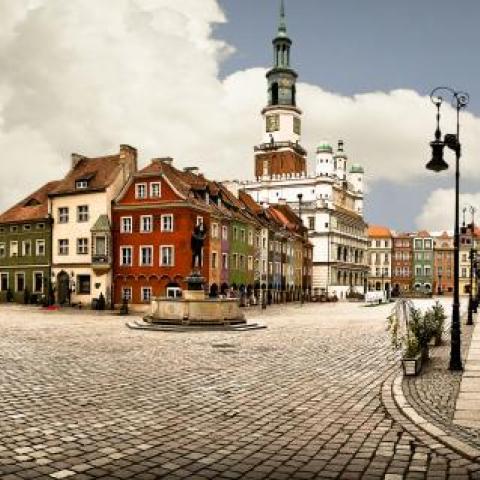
297 193 304 305
427 87 469 371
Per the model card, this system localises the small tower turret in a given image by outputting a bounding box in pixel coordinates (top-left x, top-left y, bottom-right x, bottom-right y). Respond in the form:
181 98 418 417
315 141 334 177
334 140 347 181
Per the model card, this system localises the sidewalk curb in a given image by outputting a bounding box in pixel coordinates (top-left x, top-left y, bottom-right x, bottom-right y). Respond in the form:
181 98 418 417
391 370 480 461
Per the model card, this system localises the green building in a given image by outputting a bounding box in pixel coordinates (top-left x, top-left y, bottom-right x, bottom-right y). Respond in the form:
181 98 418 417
0 181 59 303
412 231 434 293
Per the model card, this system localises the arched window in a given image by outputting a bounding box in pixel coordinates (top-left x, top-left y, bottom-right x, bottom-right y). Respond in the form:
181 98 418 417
271 82 279 105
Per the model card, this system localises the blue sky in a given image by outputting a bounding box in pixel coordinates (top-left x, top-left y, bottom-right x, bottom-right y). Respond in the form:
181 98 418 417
216 0 480 231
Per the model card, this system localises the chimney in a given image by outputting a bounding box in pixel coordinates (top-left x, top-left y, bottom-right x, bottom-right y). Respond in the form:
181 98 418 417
184 166 200 175
119 144 138 175
278 198 287 206
71 153 86 169
152 157 173 166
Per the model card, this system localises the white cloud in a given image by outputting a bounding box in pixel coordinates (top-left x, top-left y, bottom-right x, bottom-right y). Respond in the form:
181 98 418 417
415 188 480 232
1 0 480 229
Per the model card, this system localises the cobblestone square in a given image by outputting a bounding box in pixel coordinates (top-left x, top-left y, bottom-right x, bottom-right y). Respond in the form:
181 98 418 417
0 300 478 479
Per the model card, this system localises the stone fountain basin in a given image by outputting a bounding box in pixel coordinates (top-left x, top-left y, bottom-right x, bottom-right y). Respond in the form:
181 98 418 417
146 294 246 326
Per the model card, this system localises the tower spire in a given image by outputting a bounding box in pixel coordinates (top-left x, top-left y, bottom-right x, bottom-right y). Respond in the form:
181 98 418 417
278 0 287 36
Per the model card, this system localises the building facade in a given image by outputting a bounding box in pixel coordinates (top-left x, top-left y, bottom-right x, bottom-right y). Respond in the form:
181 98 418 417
391 233 413 296
49 145 137 306
233 3 368 299
433 232 454 295
0 181 59 303
367 226 392 294
412 231 434 293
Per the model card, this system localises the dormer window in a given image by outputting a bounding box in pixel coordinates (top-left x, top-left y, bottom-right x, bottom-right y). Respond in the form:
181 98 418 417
150 183 161 198
136 183 147 199
76 180 89 189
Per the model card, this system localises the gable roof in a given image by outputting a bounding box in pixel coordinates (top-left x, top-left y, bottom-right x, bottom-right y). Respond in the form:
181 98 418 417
0 180 60 224
50 154 124 196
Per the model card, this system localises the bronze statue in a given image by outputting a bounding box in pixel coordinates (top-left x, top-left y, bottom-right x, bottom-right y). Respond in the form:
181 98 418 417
191 223 207 270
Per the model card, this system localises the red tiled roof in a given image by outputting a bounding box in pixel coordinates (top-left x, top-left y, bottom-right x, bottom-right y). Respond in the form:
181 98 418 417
368 225 392 238
50 154 123 196
416 230 431 237
0 180 60 223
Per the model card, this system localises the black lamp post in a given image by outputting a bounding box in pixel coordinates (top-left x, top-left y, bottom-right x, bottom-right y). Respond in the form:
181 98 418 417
427 87 469 371
467 206 477 325
297 193 304 305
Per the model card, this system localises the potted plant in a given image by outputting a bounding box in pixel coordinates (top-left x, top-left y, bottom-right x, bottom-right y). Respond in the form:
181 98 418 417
402 335 422 376
387 299 435 376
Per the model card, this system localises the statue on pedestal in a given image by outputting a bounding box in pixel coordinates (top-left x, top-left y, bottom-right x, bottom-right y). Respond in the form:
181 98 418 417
191 223 207 270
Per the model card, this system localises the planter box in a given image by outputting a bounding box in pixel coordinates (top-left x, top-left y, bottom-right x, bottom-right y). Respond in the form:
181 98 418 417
402 352 422 376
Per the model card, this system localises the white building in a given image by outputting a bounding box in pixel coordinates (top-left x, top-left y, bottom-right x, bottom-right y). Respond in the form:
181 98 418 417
49 145 137 306
231 1 369 299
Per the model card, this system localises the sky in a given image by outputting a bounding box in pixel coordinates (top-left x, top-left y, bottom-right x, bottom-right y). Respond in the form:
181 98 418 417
0 0 480 232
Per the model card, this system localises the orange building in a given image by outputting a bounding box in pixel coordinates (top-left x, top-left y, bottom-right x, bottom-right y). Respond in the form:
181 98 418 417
433 232 454 295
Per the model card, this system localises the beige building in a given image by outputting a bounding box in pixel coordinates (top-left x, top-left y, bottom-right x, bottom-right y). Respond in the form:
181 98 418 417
367 225 392 295
49 145 137 306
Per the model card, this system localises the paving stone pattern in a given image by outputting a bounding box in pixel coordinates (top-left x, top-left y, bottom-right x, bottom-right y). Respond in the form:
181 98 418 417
405 316 480 449
0 302 478 479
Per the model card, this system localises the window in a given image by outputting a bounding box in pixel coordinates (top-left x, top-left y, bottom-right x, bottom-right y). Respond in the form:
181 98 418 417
248 230 253 246
308 217 315 230
10 225 17 233
121 217 132 233
95 236 106 255
120 247 132 266
266 114 280 132
248 256 253 271
37 223 45 230
211 223 219 239
222 253 228 269
211 251 218 269
16 273 25 292
150 183 161 198
77 238 89 255
122 287 132 301
77 205 89 222
140 246 153 266
23 224 31 231
462 267 467 278
293 117 301 135
232 253 238 270
0 273 8 291
77 275 91 294
240 229 246 243
415 266 422 276
239 255 245 269
222 226 228 241
160 246 174 266
0 243 5 258
33 272 44 293
415 239 422 249
58 207 69 223
36 239 45 256
58 239 69 256
76 180 88 189
10 241 18 257
161 214 174 232
425 240 432 249
196 216 204 226
140 216 153 233
22 240 31 256
135 183 147 199
141 287 152 302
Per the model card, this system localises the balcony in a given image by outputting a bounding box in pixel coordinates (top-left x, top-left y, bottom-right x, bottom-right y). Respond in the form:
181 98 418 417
92 254 112 271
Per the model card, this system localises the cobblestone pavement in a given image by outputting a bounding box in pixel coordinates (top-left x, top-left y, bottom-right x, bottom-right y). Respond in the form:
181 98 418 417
0 301 479 479
404 309 480 448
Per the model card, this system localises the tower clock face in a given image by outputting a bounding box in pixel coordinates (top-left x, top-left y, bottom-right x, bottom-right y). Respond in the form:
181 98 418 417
266 114 280 133
279 78 292 88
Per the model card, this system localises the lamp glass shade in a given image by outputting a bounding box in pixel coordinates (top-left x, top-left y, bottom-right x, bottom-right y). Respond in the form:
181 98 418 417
426 139 448 172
